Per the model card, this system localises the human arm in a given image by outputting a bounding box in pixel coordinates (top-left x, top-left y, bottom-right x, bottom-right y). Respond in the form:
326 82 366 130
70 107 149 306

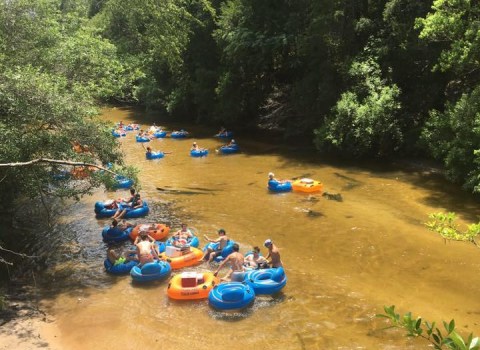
214 256 230 276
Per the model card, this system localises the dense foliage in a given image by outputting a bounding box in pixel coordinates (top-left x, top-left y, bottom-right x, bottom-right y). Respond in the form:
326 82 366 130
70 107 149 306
1 0 480 202
0 0 137 210
87 0 480 192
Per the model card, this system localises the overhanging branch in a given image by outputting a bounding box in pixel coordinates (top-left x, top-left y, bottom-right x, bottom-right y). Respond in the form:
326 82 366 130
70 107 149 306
0 158 117 175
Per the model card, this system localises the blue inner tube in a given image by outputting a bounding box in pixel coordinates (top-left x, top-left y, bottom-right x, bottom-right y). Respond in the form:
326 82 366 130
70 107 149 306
124 125 139 131
130 260 171 283
242 267 287 295
104 259 138 275
112 130 126 137
268 180 292 193
203 240 235 262
166 231 200 248
114 175 134 189
122 200 149 219
146 151 165 160
94 201 118 218
101 226 133 243
136 135 150 143
208 282 255 310
219 145 239 154
171 131 188 139
153 131 167 138
190 149 208 157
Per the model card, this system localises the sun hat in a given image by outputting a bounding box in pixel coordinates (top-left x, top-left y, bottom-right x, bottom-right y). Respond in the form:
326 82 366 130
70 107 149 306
268 172 274 177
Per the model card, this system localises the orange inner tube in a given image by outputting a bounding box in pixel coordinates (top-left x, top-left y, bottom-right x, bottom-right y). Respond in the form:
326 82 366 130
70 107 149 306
159 247 203 270
130 224 170 241
167 272 219 300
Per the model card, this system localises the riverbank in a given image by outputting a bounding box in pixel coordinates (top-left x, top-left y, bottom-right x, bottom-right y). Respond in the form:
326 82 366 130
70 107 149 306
0 289 60 350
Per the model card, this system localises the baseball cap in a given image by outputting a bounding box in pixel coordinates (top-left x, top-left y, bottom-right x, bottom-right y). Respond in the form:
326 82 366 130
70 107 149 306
264 239 272 246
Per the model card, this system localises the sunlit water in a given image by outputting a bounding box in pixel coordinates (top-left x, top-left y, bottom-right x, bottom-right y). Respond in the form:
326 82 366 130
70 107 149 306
25 106 480 349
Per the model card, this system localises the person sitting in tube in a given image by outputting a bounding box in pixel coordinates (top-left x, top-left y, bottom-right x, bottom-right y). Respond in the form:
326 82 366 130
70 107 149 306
172 223 193 248
268 172 290 184
107 248 136 266
112 193 143 220
243 246 269 269
135 230 160 266
225 139 237 147
202 229 230 263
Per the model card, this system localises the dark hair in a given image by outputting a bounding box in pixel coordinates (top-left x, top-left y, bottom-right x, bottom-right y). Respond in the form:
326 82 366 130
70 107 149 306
232 243 240 252
253 246 260 253
112 219 118 227
218 229 226 235
130 188 136 195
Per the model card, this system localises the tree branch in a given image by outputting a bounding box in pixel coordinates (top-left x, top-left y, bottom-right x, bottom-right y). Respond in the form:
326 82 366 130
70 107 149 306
0 158 117 175
0 245 38 259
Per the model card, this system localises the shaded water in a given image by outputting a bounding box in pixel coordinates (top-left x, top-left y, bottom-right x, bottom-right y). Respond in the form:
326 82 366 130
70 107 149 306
31 107 480 349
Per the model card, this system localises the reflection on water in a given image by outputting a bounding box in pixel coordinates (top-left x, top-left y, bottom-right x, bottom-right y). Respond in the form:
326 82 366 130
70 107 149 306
23 106 480 349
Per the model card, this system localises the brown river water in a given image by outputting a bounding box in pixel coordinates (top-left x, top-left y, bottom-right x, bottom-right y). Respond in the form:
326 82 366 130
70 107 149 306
34 107 480 349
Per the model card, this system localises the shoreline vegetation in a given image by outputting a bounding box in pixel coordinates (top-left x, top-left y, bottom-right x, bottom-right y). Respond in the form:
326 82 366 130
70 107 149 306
1 0 480 347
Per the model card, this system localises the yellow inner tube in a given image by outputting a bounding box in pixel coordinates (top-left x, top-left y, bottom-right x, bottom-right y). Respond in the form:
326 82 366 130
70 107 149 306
159 247 203 269
167 272 219 300
292 179 323 193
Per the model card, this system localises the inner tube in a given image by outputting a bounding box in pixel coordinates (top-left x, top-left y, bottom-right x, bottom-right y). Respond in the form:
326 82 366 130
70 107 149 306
101 226 133 243
130 223 170 241
146 151 165 160
242 267 287 295
219 145 239 154
136 135 151 143
104 259 138 275
171 131 189 139
208 282 255 310
130 260 171 283
112 129 126 137
165 229 200 248
190 149 208 158
114 175 134 189
268 180 292 193
153 130 167 138
203 240 235 262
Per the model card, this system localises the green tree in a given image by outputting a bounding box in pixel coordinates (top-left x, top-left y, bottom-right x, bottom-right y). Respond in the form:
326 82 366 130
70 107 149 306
314 54 402 157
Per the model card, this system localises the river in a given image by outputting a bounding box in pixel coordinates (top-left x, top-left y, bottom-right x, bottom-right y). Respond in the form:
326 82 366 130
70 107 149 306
31 106 480 349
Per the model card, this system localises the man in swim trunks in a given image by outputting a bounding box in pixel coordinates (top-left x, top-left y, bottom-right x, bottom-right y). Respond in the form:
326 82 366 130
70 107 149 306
264 239 283 268
112 193 143 220
136 231 160 266
244 246 269 269
202 228 229 263
172 223 193 247
213 243 244 281
107 248 136 265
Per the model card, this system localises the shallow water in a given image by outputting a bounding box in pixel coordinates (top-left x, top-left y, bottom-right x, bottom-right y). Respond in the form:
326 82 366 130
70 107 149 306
36 107 480 349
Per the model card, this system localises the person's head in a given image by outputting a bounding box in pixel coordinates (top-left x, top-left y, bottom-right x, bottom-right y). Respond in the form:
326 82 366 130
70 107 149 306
146 146 152 151
232 243 240 252
140 230 148 240
253 246 260 254
130 188 136 195
135 193 141 200
192 142 197 146
218 228 226 236
268 172 274 179
231 139 235 143
264 239 273 248
111 219 118 227
181 223 187 230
